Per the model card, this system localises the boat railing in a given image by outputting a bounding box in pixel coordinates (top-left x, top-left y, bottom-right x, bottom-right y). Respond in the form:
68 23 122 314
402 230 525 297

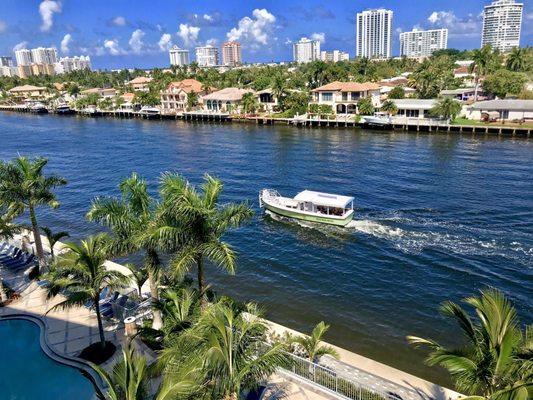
259 188 281 207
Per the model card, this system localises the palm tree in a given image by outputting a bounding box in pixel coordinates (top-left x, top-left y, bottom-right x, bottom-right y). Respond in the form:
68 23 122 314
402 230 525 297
271 73 288 104
293 321 339 363
155 173 253 308
407 288 532 400
241 92 259 115
125 263 148 298
357 97 375 116
505 47 527 72
0 156 67 272
469 45 494 102
162 302 289 399
91 342 150 400
381 100 398 115
40 226 69 260
430 97 462 121
0 205 21 302
87 173 164 329
156 287 198 334
44 234 130 349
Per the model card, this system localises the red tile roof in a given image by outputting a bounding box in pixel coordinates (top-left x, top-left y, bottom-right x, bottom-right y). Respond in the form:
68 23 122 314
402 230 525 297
312 81 380 92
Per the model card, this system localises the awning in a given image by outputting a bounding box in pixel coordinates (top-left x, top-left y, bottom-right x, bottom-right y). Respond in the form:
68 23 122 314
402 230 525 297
294 190 354 208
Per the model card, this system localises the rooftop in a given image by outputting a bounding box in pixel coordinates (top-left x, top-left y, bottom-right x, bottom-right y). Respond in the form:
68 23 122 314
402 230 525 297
470 100 533 111
294 190 354 208
8 85 47 92
392 99 438 109
128 76 153 84
313 81 381 92
202 87 254 101
440 88 477 95
166 78 206 94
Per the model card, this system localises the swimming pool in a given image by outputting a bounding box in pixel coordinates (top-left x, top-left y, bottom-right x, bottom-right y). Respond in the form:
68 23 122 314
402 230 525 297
0 319 96 400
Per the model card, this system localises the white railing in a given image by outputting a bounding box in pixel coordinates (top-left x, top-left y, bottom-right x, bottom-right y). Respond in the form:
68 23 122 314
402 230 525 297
283 352 389 400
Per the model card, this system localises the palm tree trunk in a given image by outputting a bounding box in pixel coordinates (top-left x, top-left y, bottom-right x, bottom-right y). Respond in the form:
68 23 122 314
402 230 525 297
0 276 8 303
146 249 163 330
197 256 206 309
94 295 106 348
29 204 46 273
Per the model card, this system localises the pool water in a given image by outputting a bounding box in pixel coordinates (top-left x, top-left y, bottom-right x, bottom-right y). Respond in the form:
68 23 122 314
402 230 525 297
0 319 96 400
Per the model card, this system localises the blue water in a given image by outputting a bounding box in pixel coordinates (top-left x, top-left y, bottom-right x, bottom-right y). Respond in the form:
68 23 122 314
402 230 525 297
0 319 95 399
0 112 532 385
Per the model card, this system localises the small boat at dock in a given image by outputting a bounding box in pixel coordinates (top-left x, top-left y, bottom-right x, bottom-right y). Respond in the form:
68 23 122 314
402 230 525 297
55 104 75 115
138 106 161 119
361 112 392 127
259 189 354 226
26 101 48 114
79 106 101 116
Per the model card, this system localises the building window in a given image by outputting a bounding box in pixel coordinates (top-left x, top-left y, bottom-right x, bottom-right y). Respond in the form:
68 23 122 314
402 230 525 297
321 92 333 102
351 92 360 101
342 92 348 101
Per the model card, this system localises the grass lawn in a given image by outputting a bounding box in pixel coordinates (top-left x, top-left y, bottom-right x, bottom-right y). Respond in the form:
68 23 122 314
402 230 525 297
451 118 533 128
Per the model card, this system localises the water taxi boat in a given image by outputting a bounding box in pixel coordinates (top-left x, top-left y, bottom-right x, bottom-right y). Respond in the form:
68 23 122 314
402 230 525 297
259 189 354 226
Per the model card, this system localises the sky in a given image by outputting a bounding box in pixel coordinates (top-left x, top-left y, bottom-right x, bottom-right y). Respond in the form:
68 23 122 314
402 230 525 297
0 0 531 70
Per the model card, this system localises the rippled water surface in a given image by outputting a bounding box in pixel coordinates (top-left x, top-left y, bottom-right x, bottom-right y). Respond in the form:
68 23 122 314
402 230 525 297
1 113 531 386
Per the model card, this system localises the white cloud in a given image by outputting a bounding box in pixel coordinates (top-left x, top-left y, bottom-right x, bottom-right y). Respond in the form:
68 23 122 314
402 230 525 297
158 33 173 51
129 29 145 54
284 38 292 45
112 16 126 26
60 33 72 54
206 38 218 46
104 39 125 56
39 0 62 32
311 32 326 44
177 24 200 47
13 41 28 51
226 8 276 50
427 10 481 38
203 14 213 22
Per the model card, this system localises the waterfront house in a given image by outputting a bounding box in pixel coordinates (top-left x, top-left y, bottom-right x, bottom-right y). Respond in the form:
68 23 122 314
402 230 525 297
391 99 438 119
378 78 416 99
440 88 488 102
160 79 212 115
202 87 254 113
311 81 381 114
464 100 533 122
81 88 117 98
256 89 278 112
8 84 48 99
127 76 153 92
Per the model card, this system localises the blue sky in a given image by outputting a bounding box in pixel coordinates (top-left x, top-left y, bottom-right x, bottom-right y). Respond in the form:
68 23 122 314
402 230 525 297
0 0 531 69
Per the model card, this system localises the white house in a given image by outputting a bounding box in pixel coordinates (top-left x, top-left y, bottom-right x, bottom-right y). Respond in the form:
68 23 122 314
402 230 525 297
464 100 533 122
391 99 438 119
160 79 210 115
311 81 381 114
202 88 255 113
128 76 153 92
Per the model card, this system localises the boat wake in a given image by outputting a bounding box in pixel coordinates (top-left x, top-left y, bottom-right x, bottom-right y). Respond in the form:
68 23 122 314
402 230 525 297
265 210 532 266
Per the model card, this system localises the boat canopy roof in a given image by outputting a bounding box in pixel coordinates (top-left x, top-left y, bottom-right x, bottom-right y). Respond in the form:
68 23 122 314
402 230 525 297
294 190 354 208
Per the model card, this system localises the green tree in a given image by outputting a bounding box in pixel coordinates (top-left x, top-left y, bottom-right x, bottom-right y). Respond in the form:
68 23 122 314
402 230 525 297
482 70 527 99
162 302 289 399
156 287 198 334
430 97 462 120
40 226 69 260
281 91 309 116
154 173 253 308
0 205 21 302
470 45 500 101
408 289 532 400
293 321 339 362
505 47 530 72
0 156 67 272
271 73 288 103
241 92 259 115
125 263 148 298
134 91 160 106
388 86 405 99
381 100 398 115
45 235 130 349
357 97 375 115
87 173 164 329
409 56 457 98
186 91 199 110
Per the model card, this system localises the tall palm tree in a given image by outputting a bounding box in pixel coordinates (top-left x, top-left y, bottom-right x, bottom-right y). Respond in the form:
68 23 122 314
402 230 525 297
0 156 67 272
469 45 495 102
241 92 259 115
162 302 289 400
87 173 164 329
44 234 130 349
293 321 339 363
380 100 398 115
407 288 532 400
271 73 288 104
430 97 462 121
505 47 528 72
0 205 21 302
155 173 253 308
125 263 148 298
40 226 69 260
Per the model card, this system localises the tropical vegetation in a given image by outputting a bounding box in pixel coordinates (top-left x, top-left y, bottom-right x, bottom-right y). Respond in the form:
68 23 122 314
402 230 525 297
293 321 339 362
430 97 463 120
0 156 67 272
408 288 532 400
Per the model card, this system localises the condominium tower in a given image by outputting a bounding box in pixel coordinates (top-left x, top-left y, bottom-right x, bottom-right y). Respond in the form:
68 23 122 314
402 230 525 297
169 45 190 67
320 50 350 62
15 49 32 66
0 56 14 67
356 9 393 59
481 0 523 52
195 45 219 67
293 37 321 63
400 29 448 58
30 47 58 65
221 41 242 66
